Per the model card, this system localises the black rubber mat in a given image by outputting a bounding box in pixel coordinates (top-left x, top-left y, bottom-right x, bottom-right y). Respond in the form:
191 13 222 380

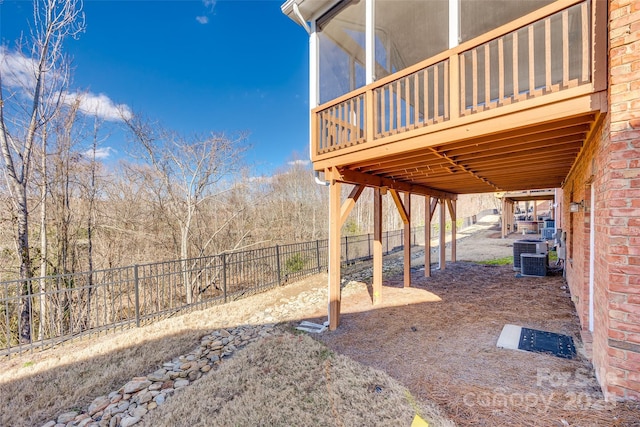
518 327 576 359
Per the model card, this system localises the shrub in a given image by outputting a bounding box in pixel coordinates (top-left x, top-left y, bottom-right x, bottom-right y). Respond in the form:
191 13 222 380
285 253 305 274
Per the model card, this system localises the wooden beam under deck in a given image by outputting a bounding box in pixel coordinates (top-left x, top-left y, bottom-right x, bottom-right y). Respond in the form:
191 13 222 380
340 184 365 226
352 116 593 171
389 190 409 223
359 135 584 176
317 102 603 196
329 167 457 200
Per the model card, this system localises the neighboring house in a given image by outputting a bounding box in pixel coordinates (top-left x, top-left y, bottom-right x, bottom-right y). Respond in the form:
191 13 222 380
282 0 639 401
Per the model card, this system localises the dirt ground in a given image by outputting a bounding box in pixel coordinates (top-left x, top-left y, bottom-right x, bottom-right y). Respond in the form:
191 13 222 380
298 216 640 426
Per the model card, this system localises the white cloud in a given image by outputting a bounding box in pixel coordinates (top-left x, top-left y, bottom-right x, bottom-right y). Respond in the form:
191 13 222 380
65 92 133 122
288 159 310 166
1 47 132 122
83 146 116 160
202 0 216 10
247 176 273 184
0 47 36 90
196 0 216 23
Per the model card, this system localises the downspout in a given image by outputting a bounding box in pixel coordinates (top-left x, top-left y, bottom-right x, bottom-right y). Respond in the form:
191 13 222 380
294 3 329 187
314 170 329 186
292 3 310 34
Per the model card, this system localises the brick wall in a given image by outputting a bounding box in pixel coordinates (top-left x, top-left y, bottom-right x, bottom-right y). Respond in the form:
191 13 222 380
561 0 640 401
564 118 601 335
591 115 615 399
605 0 640 400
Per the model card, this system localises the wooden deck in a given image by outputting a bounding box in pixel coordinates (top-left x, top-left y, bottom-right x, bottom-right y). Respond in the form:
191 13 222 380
312 0 607 196
315 0 608 331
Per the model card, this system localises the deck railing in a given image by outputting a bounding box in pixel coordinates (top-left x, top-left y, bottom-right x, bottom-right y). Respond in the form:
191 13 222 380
375 60 450 138
317 93 366 153
313 0 594 157
460 0 590 115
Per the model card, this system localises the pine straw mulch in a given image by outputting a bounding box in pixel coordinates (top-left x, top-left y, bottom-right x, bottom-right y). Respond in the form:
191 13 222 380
304 262 640 427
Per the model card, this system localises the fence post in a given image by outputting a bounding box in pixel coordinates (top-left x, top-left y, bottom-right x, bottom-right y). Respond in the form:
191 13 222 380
222 253 228 304
316 240 321 273
344 236 349 264
386 231 389 254
134 265 140 328
276 245 282 284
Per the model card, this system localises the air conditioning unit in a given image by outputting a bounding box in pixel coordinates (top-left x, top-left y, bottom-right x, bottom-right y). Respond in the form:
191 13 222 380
541 227 555 240
544 219 555 228
513 239 547 271
520 253 547 277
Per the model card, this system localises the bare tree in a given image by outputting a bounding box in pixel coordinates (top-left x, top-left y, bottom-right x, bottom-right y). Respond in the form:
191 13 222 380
37 122 49 339
49 96 85 276
257 160 329 243
123 114 247 303
0 0 84 342
78 111 106 329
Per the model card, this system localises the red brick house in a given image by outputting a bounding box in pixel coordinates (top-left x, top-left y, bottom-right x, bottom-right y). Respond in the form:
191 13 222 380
282 0 640 400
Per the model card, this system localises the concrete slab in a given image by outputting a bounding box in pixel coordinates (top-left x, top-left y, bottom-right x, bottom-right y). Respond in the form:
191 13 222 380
296 320 327 334
497 324 523 350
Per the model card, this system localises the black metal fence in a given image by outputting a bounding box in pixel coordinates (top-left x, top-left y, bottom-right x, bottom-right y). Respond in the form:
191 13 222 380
0 227 425 356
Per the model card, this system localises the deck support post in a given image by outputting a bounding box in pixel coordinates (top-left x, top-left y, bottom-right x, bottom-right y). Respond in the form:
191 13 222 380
510 201 514 236
509 199 512 237
501 197 507 238
439 198 446 270
425 196 432 277
502 197 514 238
328 172 342 331
447 198 457 263
390 189 411 287
373 188 383 304
403 192 412 287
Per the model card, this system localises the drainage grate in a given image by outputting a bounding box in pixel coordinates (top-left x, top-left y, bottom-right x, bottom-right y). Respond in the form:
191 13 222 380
518 327 576 359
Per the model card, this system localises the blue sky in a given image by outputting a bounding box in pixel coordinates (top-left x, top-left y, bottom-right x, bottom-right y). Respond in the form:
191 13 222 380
0 0 310 175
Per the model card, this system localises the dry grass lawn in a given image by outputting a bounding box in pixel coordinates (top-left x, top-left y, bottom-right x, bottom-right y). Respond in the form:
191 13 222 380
0 276 338 427
140 332 453 427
